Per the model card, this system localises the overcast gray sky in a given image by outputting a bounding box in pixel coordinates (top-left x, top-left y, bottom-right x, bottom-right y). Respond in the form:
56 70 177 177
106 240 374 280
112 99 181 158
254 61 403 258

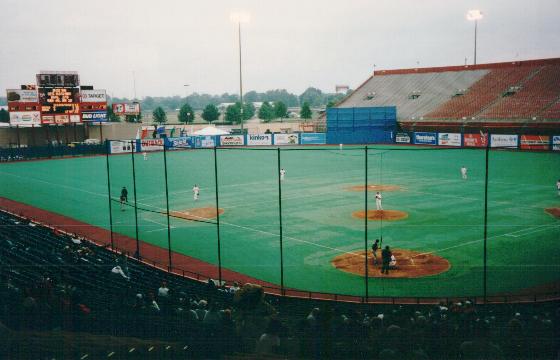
1 0 559 98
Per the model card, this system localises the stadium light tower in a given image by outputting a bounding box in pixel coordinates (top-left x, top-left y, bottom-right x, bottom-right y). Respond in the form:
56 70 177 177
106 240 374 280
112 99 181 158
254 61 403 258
466 10 483 65
230 11 251 131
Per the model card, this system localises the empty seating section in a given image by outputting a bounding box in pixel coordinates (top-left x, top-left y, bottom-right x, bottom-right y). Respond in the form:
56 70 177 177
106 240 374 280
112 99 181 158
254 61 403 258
480 65 560 119
338 70 488 120
540 99 560 120
424 66 537 119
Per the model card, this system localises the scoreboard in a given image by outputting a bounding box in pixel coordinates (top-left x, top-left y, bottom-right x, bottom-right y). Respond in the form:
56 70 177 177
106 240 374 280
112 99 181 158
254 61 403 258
39 87 81 123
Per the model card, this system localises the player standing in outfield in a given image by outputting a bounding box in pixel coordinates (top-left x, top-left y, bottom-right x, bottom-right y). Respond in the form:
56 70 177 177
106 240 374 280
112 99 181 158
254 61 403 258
371 239 380 265
461 166 468 180
143 152 147 160
375 192 383 210
557 179 560 196
280 168 286 181
120 186 128 211
192 184 200 201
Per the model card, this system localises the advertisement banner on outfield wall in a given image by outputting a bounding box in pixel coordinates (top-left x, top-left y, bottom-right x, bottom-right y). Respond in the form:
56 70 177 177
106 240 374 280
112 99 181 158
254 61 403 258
9 111 41 125
551 136 560 151
110 140 136 154
166 136 193 149
438 133 461 146
520 135 550 150
463 133 488 147
274 133 299 145
220 135 245 146
490 134 518 148
247 134 272 146
413 132 437 145
300 133 326 145
194 136 216 148
140 138 164 152
395 132 411 143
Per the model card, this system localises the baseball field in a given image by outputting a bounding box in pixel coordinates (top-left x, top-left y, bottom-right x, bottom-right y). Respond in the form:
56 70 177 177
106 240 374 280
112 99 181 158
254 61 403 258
0 145 558 298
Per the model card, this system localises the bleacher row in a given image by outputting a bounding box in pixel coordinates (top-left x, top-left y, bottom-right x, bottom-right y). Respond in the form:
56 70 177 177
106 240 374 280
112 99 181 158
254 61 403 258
337 59 560 123
1 209 559 359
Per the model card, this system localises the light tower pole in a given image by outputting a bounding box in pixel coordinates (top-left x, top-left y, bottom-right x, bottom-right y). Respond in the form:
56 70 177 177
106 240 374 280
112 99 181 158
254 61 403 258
230 11 251 132
467 10 483 65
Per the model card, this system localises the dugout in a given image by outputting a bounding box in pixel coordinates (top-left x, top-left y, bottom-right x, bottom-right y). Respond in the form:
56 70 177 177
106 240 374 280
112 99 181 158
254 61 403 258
326 106 396 144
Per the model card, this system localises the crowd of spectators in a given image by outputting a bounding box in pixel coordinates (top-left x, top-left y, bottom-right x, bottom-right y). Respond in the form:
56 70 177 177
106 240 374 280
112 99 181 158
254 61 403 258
1 210 559 359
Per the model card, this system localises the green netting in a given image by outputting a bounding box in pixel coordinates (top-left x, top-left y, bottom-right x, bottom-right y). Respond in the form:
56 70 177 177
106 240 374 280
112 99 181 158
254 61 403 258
0 144 558 299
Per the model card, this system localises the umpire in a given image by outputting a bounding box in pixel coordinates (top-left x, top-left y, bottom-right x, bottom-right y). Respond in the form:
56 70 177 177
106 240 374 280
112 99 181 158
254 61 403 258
381 245 392 275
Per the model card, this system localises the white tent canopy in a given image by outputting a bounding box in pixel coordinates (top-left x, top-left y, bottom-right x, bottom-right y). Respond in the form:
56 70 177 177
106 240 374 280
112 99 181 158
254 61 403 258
192 126 230 136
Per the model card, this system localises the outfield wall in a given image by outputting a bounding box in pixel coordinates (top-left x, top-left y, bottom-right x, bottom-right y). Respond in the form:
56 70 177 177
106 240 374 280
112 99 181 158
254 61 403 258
395 132 559 151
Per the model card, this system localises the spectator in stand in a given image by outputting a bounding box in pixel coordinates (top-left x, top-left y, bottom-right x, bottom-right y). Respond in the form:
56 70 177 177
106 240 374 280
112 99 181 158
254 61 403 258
111 265 129 280
203 302 221 329
229 281 241 294
459 319 504 359
196 299 208 321
256 318 282 355
146 292 160 313
158 281 170 298
306 307 320 328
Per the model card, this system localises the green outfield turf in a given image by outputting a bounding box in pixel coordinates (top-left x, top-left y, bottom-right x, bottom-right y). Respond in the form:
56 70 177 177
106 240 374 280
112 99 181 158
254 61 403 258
0 146 559 298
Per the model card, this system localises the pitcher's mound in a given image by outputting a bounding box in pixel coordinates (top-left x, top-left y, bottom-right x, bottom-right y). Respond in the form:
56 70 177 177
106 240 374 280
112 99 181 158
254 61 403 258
352 210 408 221
347 184 402 192
170 207 224 221
331 249 450 278
545 207 560 219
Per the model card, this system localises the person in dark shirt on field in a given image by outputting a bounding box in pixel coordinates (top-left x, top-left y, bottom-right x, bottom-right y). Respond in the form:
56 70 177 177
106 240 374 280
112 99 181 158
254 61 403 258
371 239 380 265
120 186 128 211
381 245 392 274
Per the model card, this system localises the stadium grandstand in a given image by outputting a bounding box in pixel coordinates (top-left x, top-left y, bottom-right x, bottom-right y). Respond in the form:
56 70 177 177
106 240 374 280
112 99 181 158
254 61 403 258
329 58 560 133
1 209 559 359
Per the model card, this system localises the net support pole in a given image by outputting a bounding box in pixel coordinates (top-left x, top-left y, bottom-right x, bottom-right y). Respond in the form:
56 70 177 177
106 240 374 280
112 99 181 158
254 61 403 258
364 146 369 300
213 146 223 285
105 140 115 250
45 126 52 158
16 125 21 148
380 152 384 247
162 143 173 270
483 139 490 303
277 148 285 295
99 122 103 143
31 124 36 147
130 140 140 259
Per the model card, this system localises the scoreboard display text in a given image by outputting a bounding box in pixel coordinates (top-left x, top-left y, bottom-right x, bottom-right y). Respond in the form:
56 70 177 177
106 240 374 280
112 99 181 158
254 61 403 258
39 87 80 115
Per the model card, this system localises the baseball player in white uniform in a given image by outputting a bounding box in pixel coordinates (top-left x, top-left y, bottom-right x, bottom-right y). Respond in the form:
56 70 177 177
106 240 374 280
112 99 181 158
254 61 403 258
375 192 383 210
461 166 468 180
280 168 286 181
143 152 148 160
557 179 560 196
192 184 200 201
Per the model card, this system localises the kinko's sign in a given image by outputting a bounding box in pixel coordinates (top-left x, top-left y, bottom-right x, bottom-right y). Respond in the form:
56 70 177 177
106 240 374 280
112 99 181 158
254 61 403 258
247 134 272 146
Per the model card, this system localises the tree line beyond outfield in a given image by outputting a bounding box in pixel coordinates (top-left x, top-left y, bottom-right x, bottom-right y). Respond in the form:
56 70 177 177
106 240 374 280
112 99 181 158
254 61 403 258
151 101 313 124
110 87 349 112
